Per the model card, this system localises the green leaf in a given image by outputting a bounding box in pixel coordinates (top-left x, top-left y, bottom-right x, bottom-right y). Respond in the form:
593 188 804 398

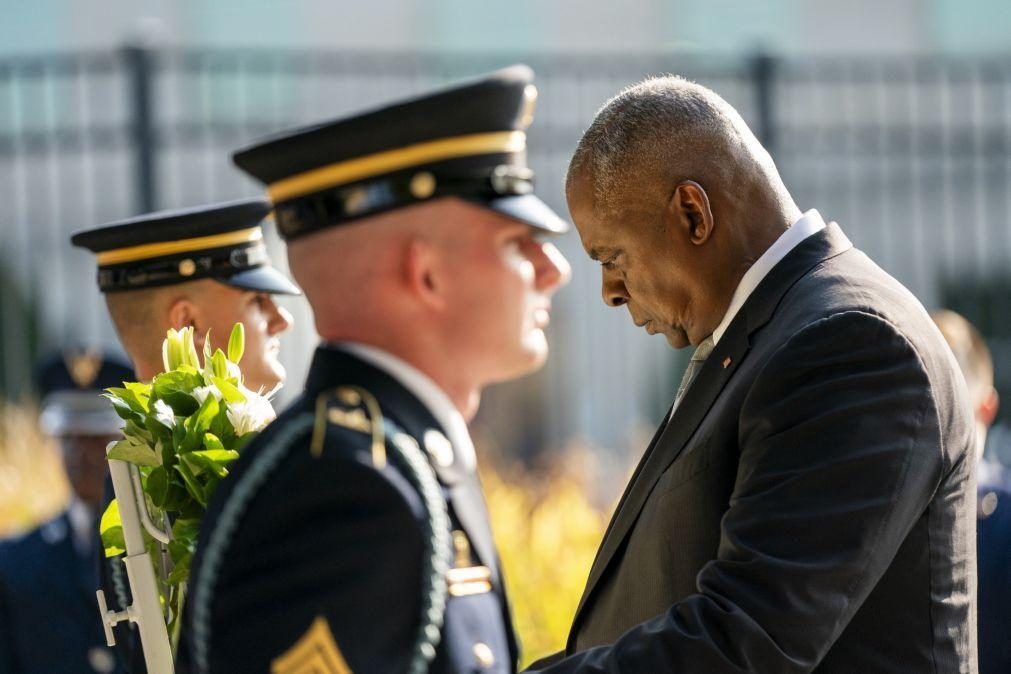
210 403 237 447
209 376 246 404
171 518 200 545
125 380 152 400
147 466 169 508
166 552 191 585
144 413 173 449
227 322 245 364
105 387 148 414
107 438 161 467
174 461 207 507
99 500 125 557
182 449 238 479
123 419 153 444
151 369 203 417
203 432 225 451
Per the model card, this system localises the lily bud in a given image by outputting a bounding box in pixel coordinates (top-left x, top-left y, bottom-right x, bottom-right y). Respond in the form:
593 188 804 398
163 329 184 371
182 327 200 368
227 322 245 364
212 349 228 379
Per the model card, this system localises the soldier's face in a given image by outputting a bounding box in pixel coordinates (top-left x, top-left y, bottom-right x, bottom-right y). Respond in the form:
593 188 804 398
441 207 571 385
60 433 119 509
195 283 294 393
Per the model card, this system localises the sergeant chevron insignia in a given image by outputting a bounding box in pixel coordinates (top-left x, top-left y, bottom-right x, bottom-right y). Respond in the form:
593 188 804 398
271 616 352 674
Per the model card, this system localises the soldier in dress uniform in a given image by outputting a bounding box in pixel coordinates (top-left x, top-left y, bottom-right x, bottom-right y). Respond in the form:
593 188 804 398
185 65 571 674
0 351 132 674
71 198 301 672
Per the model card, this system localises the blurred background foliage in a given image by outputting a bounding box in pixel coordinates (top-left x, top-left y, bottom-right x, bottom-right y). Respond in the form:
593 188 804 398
0 402 69 538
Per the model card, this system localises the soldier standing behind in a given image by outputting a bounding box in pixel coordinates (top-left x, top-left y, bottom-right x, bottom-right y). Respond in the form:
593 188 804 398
186 65 571 674
71 198 300 672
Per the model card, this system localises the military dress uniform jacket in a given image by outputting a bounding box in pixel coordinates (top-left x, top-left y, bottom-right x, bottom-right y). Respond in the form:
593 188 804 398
186 346 517 674
976 478 1011 674
532 224 977 673
0 510 124 674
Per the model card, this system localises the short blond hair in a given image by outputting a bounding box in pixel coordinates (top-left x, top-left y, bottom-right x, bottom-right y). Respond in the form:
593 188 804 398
932 309 994 407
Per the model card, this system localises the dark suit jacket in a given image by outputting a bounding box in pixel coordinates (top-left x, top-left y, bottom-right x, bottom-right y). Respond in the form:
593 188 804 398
532 224 977 673
0 511 124 674
186 347 517 673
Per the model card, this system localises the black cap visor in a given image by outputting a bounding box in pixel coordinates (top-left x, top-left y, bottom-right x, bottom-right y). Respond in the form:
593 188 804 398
486 194 570 235
218 265 301 295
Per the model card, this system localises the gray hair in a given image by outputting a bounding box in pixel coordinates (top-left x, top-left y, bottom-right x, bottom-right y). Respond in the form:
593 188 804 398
567 75 773 212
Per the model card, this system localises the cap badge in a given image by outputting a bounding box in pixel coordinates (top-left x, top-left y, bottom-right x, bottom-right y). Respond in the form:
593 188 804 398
65 351 102 389
409 171 437 200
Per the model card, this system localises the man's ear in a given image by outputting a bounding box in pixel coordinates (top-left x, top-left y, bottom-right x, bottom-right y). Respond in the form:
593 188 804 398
979 386 1000 428
167 296 199 333
405 238 446 311
666 181 714 245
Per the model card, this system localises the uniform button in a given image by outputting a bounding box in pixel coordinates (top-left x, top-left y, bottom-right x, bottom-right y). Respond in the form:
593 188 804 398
88 646 115 673
473 641 495 668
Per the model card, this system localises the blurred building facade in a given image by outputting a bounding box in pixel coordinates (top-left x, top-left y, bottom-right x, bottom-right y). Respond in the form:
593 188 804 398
2 0 1011 467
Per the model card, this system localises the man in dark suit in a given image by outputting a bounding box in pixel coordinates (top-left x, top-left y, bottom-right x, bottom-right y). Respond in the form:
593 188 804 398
530 76 976 672
933 309 1011 674
186 65 571 673
0 351 132 674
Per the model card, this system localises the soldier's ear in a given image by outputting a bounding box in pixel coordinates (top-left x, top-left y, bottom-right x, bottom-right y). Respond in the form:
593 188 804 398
405 238 446 310
167 297 199 333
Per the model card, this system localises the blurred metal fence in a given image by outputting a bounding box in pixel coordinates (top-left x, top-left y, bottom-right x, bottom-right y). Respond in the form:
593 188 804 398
2 46 1011 461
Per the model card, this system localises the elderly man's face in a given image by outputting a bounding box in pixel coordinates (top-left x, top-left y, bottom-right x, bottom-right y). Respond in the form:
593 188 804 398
567 177 717 349
440 204 571 384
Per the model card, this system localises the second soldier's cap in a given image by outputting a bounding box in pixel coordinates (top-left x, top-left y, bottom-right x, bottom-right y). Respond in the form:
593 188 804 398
35 350 133 437
70 198 301 295
232 64 570 241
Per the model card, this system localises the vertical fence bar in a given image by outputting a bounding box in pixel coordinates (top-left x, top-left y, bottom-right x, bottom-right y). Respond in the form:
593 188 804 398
751 52 777 156
122 45 157 214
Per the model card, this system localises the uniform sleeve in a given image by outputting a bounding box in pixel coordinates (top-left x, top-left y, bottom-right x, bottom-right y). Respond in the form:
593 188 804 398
529 311 950 673
202 434 428 674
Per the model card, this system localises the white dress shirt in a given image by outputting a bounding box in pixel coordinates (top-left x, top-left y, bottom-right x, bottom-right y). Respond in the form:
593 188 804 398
337 342 477 471
711 209 827 346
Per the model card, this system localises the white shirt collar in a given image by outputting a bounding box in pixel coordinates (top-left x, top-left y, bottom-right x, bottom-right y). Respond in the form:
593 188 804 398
711 209 827 346
334 342 476 471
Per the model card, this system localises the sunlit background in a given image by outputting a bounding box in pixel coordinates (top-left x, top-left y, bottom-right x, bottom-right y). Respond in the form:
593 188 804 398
2 0 1011 665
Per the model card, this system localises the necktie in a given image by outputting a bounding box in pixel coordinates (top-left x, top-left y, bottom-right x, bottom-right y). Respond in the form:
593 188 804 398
672 335 715 415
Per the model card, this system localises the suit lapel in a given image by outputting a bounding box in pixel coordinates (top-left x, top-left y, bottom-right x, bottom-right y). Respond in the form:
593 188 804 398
568 224 854 644
569 328 749 640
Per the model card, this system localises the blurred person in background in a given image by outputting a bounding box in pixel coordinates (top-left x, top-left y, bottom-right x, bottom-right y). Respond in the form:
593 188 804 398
70 198 300 672
933 309 1011 674
530 76 976 672
0 350 132 674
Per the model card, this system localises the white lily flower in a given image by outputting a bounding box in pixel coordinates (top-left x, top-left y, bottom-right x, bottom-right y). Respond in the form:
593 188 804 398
192 385 223 405
226 392 276 436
